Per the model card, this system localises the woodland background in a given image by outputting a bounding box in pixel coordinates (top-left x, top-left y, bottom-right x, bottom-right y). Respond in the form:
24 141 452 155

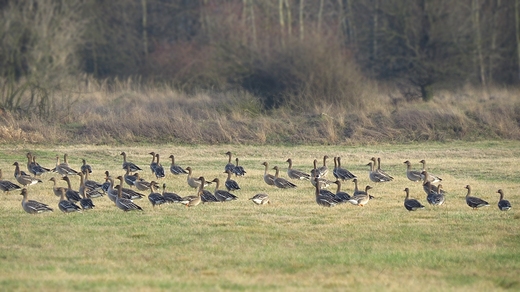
1 0 520 144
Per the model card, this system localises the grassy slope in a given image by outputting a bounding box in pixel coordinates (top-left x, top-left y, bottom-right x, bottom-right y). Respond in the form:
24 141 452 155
0 141 519 291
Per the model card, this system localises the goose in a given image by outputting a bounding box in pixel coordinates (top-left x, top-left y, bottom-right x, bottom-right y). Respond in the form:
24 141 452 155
180 176 205 207
403 188 425 211
314 178 338 207
286 158 311 180
148 181 167 208
115 176 143 211
54 155 79 176
105 176 119 204
82 170 103 192
61 176 82 203
272 166 297 189
333 157 357 181
81 159 92 174
224 151 235 173
211 178 238 202
348 185 373 206
310 159 334 189
404 160 422 182
120 151 142 172
497 189 512 211
13 162 43 187
352 178 366 196
333 180 351 202
19 188 53 214
429 184 446 206
421 171 444 195
168 155 188 175
152 153 166 179
232 157 247 176
124 165 138 187
249 193 270 205
185 166 209 189
367 161 393 183
419 160 442 183
79 171 103 199
26 152 50 176
224 169 241 191
149 152 159 176
0 169 21 193
370 157 394 181
311 155 329 178
465 185 489 209
101 171 111 193
133 172 152 191
261 162 276 186
114 183 146 201
78 176 95 210
201 185 219 203
49 177 68 198
58 188 82 213
162 183 183 203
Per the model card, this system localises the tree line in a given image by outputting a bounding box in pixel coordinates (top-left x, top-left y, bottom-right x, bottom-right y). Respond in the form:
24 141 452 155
0 0 519 110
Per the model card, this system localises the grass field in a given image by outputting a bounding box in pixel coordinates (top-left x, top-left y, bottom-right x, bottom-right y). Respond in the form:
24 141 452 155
0 141 519 291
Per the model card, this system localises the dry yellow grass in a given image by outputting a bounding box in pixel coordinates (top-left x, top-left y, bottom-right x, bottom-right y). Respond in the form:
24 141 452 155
0 141 518 291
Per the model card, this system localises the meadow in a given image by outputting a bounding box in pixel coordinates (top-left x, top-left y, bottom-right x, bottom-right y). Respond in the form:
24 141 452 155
0 141 519 291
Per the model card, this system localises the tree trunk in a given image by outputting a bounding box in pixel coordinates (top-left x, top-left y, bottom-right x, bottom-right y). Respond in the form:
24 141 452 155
516 0 520 81
279 0 285 48
141 0 148 58
250 0 257 48
346 0 356 45
489 0 501 84
317 0 324 33
472 0 486 87
372 0 378 61
299 0 304 41
284 0 292 39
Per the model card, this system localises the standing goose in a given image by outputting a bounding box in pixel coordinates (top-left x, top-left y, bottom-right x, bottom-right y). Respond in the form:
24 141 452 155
152 153 166 179
180 176 205 207
101 171 111 194
148 181 167 208
419 160 442 183
496 189 512 211
403 188 425 211
211 178 238 202
149 152 159 175
162 183 183 203
314 178 338 207
261 162 276 186
370 157 394 181
78 175 95 210
352 178 366 196
54 155 79 176
286 158 311 180
83 170 103 193
124 165 138 187
81 159 92 174
26 152 50 176
272 166 297 189
0 169 21 193
120 152 142 172
310 159 334 189
13 162 43 187
421 171 444 195
58 188 82 213
404 160 422 182
224 151 235 173
367 161 393 183
333 180 351 202
201 185 219 203
311 155 329 178
133 172 152 191
115 176 143 212
233 157 247 176
185 167 209 189
334 157 357 181
168 155 188 175
19 188 53 214
430 184 446 206
79 171 103 199
348 186 373 206
465 185 489 209
224 169 241 191
61 176 82 203
249 193 270 205
49 177 67 197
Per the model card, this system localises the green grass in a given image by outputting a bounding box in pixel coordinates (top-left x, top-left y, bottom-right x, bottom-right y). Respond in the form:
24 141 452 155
0 141 519 291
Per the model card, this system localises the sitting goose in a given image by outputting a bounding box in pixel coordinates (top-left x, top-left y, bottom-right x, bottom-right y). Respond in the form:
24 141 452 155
419 160 442 183
311 155 330 178
58 188 82 213
465 185 489 209
404 160 422 182
333 157 357 181
61 176 82 203
348 185 373 207
272 166 297 189
224 169 241 191
162 183 183 203
79 171 103 199
168 155 188 175
124 165 138 187
421 172 444 195
133 172 152 191
314 178 338 207
352 178 366 196
49 177 67 197
232 157 247 176
428 184 445 206
333 180 351 202
13 162 43 187
19 188 53 214
367 161 393 183
0 169 21 194
26 152 50 176
211 178 238 202
148 181 167 208
81 159 92 174
310 159 334 189
403 188 425 211
369 157 394 181
249 193 270 205
83 170 103 193
115 176 143 212
186 167 209 189
120 151 142 172
496 189 512 211
286 158 311 180
180 177 205 207
261 162 276 186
